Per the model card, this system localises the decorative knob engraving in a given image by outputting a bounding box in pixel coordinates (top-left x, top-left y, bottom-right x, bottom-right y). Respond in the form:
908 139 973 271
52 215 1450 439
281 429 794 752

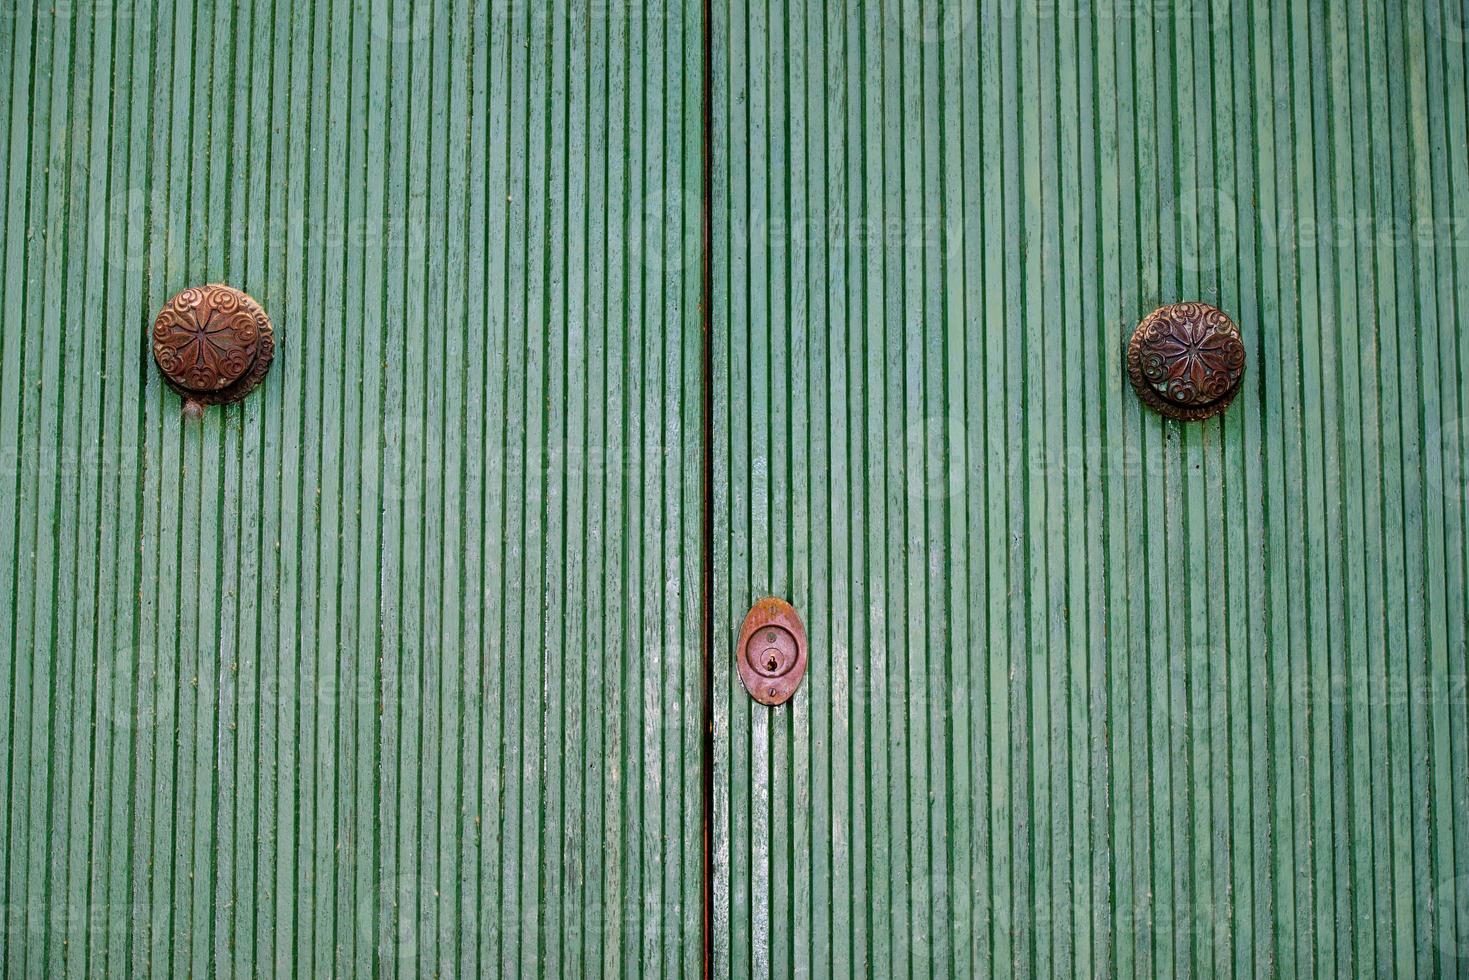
1126 302 1245 421
152 284 276 418
736 597 808 707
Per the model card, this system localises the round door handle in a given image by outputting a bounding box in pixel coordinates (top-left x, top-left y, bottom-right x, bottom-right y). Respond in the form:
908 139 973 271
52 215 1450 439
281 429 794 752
152 283 276 418
1127 302 1245 421
736 596 808 707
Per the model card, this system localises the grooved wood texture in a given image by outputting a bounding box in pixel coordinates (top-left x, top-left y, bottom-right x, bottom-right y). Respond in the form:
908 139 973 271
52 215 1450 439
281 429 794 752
711 0 1469 976
0 0 703 975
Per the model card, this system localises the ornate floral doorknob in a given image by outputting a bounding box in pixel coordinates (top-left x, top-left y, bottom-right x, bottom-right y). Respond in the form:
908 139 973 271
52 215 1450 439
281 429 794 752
151 284 276 418
1126 302 1245 421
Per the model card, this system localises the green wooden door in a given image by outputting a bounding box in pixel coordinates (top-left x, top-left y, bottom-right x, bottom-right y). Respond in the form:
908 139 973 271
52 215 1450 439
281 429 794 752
6 0 1469 977
0 0 703 975
711 0 1469 977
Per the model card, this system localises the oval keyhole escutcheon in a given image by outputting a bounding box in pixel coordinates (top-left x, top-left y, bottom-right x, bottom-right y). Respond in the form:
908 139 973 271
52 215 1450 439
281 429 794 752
736 596 808 707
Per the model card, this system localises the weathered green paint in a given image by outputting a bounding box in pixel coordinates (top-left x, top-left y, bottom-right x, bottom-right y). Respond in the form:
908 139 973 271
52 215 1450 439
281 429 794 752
712 0 1469 977
6 0 1469 975
0 0 704 976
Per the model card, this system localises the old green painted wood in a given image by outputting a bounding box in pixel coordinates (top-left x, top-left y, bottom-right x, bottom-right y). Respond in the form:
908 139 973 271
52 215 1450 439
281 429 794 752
0 0 703 976
712 0 1469 976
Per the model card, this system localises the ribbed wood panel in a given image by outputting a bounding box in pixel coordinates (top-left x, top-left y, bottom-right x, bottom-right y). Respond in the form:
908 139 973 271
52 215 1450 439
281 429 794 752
712 1 1469 977
0 1 703 976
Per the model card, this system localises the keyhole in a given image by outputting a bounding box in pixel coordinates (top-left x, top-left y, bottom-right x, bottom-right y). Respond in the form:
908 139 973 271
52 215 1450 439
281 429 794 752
761 647 782 673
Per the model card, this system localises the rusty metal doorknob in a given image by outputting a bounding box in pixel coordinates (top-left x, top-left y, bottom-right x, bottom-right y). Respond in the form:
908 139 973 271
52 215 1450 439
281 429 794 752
1126 302 1245 421
152 284 276 418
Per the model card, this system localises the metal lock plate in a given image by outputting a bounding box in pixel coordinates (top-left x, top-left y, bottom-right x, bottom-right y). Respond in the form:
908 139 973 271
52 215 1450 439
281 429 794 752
736 597 808 707
152 284 276 418
1127 302 1245 421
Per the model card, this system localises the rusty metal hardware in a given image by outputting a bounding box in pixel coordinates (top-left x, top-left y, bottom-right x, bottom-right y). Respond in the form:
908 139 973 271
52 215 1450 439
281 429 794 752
152 284 276 418
1127 302 1245 421
736 597 808 707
